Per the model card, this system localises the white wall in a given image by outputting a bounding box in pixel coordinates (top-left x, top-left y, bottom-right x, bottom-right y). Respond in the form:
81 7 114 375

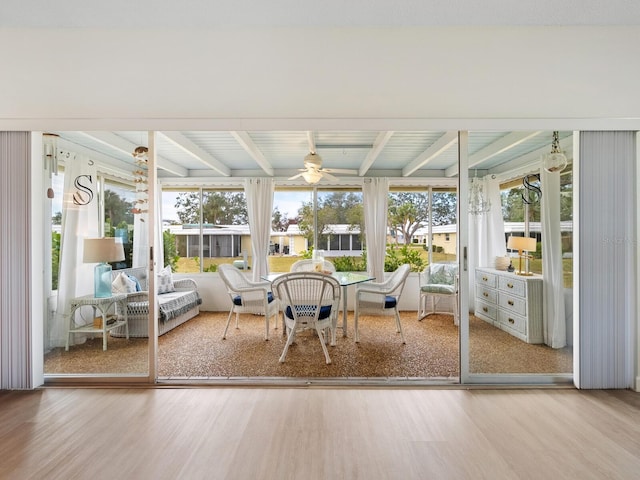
1 27 640 131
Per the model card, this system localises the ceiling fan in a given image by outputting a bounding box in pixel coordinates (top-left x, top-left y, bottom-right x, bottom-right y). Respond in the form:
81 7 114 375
288 152 358 184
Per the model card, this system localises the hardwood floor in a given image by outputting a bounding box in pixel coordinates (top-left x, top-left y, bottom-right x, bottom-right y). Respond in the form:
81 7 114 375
1 387 639 479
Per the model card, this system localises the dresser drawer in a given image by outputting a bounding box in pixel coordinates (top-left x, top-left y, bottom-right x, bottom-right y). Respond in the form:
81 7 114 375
497 309 527 335
476 286 497 304
498 292 527 316
475 299 497 321
498 276 526 297
476 270 497 288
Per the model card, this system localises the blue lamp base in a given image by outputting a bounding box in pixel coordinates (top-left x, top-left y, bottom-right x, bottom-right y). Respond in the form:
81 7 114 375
94 262 113 298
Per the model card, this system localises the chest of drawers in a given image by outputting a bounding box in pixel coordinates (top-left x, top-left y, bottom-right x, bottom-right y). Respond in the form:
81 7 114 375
474 267 543 344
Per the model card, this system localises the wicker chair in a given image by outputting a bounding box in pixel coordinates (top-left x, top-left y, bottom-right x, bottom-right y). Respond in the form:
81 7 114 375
218 264 280 340
354 264 411 344
290 259 336 273
417 262 459 325
271 272 342 364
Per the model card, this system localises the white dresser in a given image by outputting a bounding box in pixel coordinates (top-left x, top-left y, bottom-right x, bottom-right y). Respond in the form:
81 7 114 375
474 267 543 344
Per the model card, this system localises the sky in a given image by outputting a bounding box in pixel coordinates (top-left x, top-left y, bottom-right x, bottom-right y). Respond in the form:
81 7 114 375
161 190 313 223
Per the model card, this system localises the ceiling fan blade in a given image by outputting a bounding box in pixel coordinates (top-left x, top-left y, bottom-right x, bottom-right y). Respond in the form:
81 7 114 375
288 172 305 180
320 170 340 182
322 168 358 175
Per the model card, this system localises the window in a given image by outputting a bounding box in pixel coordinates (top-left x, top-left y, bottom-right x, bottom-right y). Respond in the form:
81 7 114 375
387 188 457 269
270 187 364 272
104 178 136 269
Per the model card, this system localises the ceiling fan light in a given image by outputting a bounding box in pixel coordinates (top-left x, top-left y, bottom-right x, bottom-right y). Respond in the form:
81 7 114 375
301 170 322 184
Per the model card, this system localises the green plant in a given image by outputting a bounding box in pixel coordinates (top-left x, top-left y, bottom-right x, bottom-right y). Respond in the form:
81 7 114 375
51 231 61 290
203 263 218 272
299 247 314 259
384 244 426 272
333 255 366 272
163 230 180 271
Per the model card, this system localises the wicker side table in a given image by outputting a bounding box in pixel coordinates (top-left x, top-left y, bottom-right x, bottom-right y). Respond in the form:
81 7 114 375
65 293 129 351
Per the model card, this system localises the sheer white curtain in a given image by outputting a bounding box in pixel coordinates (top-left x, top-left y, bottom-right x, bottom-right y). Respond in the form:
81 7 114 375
468 175 506 311
245 178 274 281
541 167 566 348
51 155 99 348
363 178 389 281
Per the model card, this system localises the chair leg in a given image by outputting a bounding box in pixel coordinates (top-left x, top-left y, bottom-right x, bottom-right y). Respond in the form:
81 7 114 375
264 313 269 341
222 308 234 339
330 317 337 346
395 308 405 344
279 322 296 363
316 326 332 364
418 295 427 321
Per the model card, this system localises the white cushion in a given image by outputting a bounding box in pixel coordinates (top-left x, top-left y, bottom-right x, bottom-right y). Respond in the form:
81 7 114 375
112 272 137 294
157 265 175 294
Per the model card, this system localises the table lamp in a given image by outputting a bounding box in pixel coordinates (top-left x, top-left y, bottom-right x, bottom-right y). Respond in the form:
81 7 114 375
84 238 125 297
506 236 536 276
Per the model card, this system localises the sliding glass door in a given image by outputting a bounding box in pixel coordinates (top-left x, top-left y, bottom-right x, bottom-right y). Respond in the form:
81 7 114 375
462 131 574 383
43 132 150 380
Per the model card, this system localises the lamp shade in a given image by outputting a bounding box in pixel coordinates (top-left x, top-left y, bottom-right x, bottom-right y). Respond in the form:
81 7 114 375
83 238 125 264
507 236 536 252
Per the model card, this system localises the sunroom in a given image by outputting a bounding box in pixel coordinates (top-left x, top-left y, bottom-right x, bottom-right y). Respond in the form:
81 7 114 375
40 129 576 384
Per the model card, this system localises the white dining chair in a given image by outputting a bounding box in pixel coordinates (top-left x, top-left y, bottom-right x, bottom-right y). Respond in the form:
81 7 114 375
271 272 341 364
218 264 279 340
354 264 411 344
290 259 336 273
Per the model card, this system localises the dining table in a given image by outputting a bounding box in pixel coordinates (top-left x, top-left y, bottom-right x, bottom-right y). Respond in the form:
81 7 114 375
261 271 374 336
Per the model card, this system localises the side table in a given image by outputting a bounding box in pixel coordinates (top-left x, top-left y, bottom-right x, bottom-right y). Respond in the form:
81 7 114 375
65 293 129 351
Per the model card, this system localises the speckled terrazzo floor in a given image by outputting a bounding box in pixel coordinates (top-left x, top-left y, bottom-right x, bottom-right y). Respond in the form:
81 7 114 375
44 312 573 378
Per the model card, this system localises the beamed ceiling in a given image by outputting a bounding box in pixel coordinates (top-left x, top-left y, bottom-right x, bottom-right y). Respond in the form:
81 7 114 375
52 130 573 185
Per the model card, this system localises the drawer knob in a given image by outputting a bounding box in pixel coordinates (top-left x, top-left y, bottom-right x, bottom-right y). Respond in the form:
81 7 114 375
483 292 488 297
482 276 488 281
482 307 488 313
507 283 514 288
508 300 514 306
508 318 515 324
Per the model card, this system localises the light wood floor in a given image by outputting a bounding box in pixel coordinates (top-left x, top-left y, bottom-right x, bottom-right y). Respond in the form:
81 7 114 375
1 387 639 479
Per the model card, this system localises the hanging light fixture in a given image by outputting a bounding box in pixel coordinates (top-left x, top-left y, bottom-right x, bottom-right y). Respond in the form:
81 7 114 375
132 146 148 161
469 175 491 215
543 131 567 173
301 169 323 184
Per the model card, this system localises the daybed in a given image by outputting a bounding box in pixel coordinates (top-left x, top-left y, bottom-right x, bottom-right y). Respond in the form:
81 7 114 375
109 266 201 338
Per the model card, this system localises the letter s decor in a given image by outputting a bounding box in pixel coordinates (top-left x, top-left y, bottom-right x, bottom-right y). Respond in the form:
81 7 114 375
522 174 541 205
73 174 94 206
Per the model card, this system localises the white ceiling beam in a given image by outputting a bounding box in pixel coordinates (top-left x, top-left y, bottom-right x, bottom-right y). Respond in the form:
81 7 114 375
445 131 542 177
359 131 394 176
402 131 458 177
159 131 231 176
78 131 188 177
231 131 274 176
